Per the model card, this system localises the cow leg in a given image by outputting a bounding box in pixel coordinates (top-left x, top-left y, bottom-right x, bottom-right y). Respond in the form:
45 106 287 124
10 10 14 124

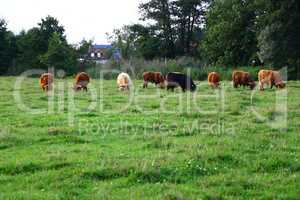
259 82 264 91
143 81 148 88
269 80 273 89
168 86 175 92
159 82 164 89
270 80 275 89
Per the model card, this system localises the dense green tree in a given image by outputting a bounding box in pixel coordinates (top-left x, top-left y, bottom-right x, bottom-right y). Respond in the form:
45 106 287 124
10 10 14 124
109 0 209 59
172 0 208 55
201 0 300 72
0 19 9 72
40 33 77 73
139 0 175 58
137 35 161 60
38 15 66 53
0 19 16 74
16 28 43 70
77 39 93 58
128 24 161 59
256 0 300 71
15 16 67 71
201 0 257 66
109 24 161 60
108 26 134 60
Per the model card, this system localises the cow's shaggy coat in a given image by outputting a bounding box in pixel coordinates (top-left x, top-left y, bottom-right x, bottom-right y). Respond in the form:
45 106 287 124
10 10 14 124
232 70 256 90
39 73 54 91
74 72 90 92
258 70 285 90
117 73 132 91
208 72 220 88
166 72 196 92
143 72 166 88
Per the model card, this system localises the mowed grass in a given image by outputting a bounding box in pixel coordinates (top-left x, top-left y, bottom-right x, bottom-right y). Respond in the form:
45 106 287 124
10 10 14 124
0 77 299 199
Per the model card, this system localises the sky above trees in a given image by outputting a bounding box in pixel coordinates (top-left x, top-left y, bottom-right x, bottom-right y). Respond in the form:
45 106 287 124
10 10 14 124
0 0 145 44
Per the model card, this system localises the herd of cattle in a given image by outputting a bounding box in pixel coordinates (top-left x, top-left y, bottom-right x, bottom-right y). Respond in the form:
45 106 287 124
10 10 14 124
39 69 285 93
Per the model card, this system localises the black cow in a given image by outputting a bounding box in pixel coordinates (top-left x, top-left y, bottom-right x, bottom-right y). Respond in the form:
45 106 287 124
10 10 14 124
166 72 197 92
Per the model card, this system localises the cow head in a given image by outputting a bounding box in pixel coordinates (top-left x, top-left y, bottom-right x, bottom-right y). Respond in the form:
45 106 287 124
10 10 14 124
160 81 167 89
43 84 53 91
249 81 256 90
119 85 129 91
191 82 197 92
74 84 83 91
276 81 286 89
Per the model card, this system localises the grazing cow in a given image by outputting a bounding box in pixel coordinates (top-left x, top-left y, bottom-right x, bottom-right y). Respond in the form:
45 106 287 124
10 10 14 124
232 70 256 90
208 72 220 88
74 72 90 91
258 70 285 90
39 73 54 91
143 72 166 89
166 72 196 92
117 72 132 91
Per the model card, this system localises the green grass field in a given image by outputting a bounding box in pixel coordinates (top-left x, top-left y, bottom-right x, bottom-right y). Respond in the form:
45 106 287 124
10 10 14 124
0 77 299 199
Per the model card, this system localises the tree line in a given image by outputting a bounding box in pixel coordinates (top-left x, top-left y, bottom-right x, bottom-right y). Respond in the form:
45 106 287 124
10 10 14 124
108 0 300 75
0 16 92 75
0 0 299 77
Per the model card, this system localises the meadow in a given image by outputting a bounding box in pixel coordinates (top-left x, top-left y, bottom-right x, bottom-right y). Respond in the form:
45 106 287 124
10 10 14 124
0 77 299 199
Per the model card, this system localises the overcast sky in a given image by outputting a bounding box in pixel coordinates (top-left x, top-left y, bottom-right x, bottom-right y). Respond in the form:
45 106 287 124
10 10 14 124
0 0 145 44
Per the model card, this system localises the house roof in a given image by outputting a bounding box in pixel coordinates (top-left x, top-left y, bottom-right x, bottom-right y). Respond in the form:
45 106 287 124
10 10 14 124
92 44 113 49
